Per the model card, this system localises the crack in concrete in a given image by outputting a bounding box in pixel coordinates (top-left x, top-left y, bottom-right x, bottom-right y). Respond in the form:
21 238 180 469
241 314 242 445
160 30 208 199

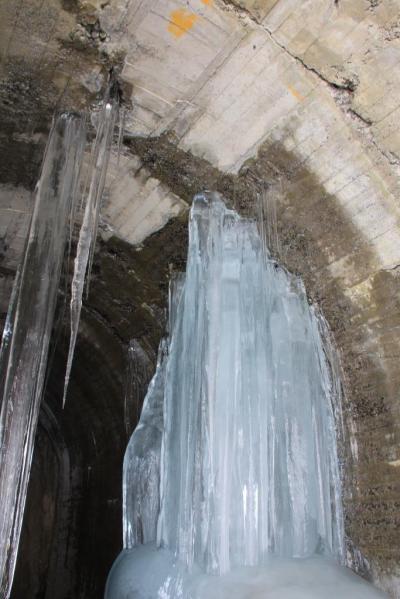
263 24 359 94
347 108 373 126
217 1 400 177
217 1 360 98
382 264 400 272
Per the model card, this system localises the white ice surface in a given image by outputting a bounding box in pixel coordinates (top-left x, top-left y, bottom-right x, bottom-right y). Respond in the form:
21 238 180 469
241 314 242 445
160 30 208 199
106 544 386 599
158 193 344 572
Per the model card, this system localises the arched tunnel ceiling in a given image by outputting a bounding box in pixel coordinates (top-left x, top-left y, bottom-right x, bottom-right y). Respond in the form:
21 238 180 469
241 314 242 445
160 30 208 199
1 0 400 597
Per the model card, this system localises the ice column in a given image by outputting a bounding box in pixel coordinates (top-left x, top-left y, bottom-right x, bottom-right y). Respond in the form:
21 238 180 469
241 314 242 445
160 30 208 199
0 113 86 598
158 192 344 573
117 191 344 591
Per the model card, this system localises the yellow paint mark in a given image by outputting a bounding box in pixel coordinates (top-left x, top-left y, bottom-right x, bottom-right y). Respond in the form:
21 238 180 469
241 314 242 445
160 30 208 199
287 85 304 102
201 0 213 5
388 459 400 467
168 9 198 38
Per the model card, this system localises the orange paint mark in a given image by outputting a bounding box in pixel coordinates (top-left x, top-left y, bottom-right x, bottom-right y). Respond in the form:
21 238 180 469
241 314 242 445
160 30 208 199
168 9 198 38
287 85 304 102
201 0 213 5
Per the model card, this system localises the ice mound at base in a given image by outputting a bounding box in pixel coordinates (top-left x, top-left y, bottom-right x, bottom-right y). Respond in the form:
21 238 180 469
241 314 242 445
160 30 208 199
105 544 386 599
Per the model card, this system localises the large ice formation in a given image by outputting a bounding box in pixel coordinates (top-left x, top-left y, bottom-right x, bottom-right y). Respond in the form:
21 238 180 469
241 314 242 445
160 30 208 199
106 192 385 598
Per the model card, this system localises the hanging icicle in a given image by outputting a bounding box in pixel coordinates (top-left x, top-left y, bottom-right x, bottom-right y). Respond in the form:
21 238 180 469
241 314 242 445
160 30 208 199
0 113 86 599
123 339 167 549
123 340 154 438
63 86 119 406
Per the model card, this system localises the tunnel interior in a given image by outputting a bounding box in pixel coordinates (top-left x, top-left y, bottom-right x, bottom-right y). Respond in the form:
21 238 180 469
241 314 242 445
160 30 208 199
1 0 400 597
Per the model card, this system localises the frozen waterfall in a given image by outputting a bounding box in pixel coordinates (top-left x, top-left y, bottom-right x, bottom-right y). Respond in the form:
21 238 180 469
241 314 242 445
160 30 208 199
106 192 385 598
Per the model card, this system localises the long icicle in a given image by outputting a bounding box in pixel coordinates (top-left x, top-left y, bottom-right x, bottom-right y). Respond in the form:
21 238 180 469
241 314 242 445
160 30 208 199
63 94 119 406
0 113 86 599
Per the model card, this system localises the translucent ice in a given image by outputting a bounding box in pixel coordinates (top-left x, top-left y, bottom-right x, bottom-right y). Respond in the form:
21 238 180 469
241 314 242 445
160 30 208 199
158 193 344 573
124 340 155 438
63 97 118 406
123 272 185 548
0 113 86 598
106 192 383 599
123 340 167 548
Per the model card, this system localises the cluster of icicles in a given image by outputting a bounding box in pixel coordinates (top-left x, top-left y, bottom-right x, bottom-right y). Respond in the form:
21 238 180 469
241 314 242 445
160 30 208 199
0 88 122 598
106 193 385 598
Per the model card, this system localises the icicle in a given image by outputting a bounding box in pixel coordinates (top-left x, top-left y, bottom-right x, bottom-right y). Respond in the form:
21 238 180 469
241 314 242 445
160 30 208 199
260 182 280 258
123 340 154 438
68 113 88 257
0 113 86 599
62 96 119 407
122 272 185 548
117 105 126 168
86 99 119 295
123 339 167 548
168 272 185 337
256 188 268 262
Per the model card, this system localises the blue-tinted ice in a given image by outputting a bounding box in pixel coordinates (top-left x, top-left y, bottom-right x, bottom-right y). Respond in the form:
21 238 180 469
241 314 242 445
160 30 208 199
107 192 385 598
